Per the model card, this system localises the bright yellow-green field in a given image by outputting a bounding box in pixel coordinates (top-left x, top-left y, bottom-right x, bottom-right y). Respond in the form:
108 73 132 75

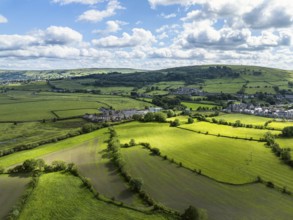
268 121 293 130
181 102 218 110
19 172 172 220
115 122 293 190
181 121 281 140
211 113 272 126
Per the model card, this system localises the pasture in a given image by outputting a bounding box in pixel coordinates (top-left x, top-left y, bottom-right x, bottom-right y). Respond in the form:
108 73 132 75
181 121 281 140
0 174 31 219
39 128 141 206
18 172 172 220
0 128 107 168
115 122 293 190
122 146 293 220
268 121 293 130
211 113 272 126
181 102 218 110
0 119 85 150
0 91 152 121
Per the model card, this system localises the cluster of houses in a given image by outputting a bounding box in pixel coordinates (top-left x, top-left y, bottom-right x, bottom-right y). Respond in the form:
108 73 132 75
171 87 203 96
83 107 162 122
225 103 293 119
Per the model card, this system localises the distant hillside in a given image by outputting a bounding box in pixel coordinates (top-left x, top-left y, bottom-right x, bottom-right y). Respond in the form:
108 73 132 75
0 68 146 82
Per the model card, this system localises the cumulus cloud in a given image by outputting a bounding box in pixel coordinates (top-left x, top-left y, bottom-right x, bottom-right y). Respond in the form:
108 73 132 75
78 0 124 22
93 20 127 34
37 26 83 45
92 28 156 48
0 14 8 23
52 0 102 5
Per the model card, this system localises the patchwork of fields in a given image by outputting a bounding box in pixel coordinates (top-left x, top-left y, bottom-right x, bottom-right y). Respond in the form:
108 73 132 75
115 122 293 190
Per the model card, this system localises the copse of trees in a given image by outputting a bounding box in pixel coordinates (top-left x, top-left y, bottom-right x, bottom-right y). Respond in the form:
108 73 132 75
282 126 293 137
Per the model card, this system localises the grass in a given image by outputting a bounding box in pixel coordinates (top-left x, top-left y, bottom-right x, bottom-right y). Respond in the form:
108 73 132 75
121 146 293 220
211 113 272 126
0 119 85 150
18 172 173 220
0 174 31 219
39 129 142 206
54 109 99 118
268 121 293 130
203 83 243 94
180 121 281 140
181 102 218 110
0 129 107 168
115 122 293 190
0 91 152 121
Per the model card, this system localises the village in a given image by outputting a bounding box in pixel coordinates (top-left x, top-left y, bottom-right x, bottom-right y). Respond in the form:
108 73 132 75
225 103 293 119
83 107 162 122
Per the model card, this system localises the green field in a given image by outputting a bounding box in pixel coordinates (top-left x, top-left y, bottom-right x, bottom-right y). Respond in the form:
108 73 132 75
0 174 31 219
181 102 218 110
0 119 85 150
211 113 272 126
122 146 293 220
181 121 281 140
39 128 141 206
18 172 173 220
0 129 107 168
268 121 293 130
0 91 152 121
115 122 293 190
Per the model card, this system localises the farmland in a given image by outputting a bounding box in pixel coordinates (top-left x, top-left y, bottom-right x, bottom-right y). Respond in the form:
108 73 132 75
211 113 272 126
121 146 293 220
115 122 293 190
2 65 293 219
0 175 30 220
18 172 173 220
180 121 281 140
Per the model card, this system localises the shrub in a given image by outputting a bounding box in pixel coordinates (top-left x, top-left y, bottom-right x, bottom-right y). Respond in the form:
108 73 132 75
181 206 208 220
151 148 161 156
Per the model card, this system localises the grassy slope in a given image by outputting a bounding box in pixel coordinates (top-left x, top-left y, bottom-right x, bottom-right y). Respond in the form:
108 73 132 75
212 113 272 126
181 102 217 110
0 119 85 150
181 121 281 140
18 172 172 220
39 129 140 206
0 129 107 168
268 121 293 130
115 122 293 190
0 174 31 219
122 146 293 220
0 91 152 121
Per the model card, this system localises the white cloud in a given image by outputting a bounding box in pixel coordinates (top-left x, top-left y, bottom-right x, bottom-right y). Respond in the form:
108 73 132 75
38 26 83 45
0 14 8 23
92 28 156 48
93 20 127 34
78 0 124 22
52 0 102 5
160 13 176 19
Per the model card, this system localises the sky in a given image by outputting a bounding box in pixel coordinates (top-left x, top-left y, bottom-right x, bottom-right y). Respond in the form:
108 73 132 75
0 0 293 70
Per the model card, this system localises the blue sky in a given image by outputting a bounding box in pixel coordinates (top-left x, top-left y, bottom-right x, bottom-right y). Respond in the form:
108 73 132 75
0 0 293 70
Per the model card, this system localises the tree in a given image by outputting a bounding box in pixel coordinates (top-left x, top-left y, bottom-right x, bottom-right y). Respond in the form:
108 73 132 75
132 114 143 121
188 117 194 124
170 119 180 127
167 110 175 118
129 178 143 192
129 139 136 147
281 149 291 163
263 132 275 146
181 206 208 220
154 112 167 122
282 126 293 137
144 112 154 122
